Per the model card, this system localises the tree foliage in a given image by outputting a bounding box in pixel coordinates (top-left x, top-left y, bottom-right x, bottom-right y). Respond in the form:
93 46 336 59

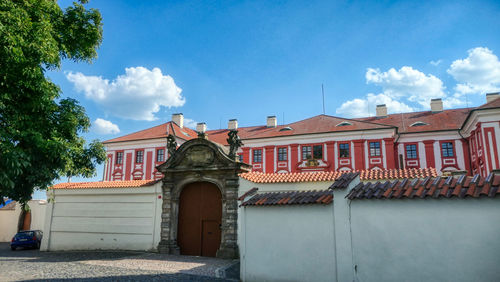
0 0 106 204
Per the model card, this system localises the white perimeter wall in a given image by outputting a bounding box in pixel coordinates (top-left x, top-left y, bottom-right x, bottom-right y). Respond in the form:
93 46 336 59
41 183 162 251
0 200 46 242
350 198 500 282
240 205 336 282
239 177 500 282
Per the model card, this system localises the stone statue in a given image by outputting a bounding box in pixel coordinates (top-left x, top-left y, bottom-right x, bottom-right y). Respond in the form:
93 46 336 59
227 130 243 160
167 134 177 156
197 131 207 139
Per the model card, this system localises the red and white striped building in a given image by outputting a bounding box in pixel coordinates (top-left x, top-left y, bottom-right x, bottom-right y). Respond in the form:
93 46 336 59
102 94 500 181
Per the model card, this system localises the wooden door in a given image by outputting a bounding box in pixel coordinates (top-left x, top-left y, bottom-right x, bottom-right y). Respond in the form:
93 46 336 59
177 182 222 257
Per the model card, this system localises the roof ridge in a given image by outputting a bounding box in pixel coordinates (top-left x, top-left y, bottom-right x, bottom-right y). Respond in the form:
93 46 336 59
103 122 170 143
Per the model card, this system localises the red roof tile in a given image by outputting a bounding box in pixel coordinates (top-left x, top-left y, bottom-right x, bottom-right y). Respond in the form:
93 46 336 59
238 187 259 201
241 190 333 206
357 108 471 133
51 180 160 189
240 168 437 183
477 96 500 109
346 173 500 199
0 201 16 210
103 122 198 144
103 115 395 145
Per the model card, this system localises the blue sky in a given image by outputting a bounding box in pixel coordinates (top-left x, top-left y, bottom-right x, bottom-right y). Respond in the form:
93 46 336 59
41 0 500 190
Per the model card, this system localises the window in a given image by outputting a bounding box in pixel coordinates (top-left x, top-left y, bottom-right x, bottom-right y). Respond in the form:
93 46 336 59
336 121 352 127
302 146 312 160
301 145 323 160
313 145 323 159
406 144 417 159
278 147 287 161
115 152 123 164
441 142 454 157
339 143 350 158
156 149 165 162
238 155 244 162
410 121 428 127
279 126 293 131
253 149 262 163
135 150 144 163
369 142 381 156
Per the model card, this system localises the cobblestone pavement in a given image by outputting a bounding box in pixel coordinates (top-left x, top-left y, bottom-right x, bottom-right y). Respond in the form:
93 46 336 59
0 243 237 281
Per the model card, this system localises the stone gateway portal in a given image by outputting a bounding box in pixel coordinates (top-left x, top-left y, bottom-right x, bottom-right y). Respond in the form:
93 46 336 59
178 182 222 257
156 136 249 259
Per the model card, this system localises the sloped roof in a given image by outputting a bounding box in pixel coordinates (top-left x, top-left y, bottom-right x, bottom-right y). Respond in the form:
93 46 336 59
102 100 499 144
231 115 395 140
357 108 471 133
103 115 395 146
52 180 160 189
240 168 437 183
0 200 16 210
241 190 333 206
103 122 198 144
477 96 500 109
346 173 500 199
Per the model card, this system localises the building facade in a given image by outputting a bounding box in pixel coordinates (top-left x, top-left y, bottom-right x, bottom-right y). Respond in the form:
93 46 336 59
102 94 500 180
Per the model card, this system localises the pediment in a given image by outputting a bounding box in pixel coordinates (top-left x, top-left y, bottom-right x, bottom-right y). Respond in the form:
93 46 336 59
157 138 249 172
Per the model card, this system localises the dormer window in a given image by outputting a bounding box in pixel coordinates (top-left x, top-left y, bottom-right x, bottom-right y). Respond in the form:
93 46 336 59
336 121 352 127
410 121 428 127
279 126 293 131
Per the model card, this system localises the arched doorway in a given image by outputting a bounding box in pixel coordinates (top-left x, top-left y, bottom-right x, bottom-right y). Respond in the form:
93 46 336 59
177 181 222 257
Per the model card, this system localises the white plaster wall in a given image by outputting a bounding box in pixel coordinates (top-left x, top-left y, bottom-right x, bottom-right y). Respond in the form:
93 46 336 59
350 198 500 282
240 205 336 282
239 178 334 194
41 183 162 251
0 200 47 242
29 200 47 232
0 207 20 242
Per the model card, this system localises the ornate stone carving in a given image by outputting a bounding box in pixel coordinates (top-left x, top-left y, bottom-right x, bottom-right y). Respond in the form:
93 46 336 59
184 145 214 167
227 130 243 160
156 137 251 259
167 134 177 156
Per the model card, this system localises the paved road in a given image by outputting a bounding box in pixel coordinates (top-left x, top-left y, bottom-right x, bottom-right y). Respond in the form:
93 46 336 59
0 243 237 281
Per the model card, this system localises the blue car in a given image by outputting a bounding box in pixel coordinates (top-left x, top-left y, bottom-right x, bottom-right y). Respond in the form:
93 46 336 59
11 230 43 250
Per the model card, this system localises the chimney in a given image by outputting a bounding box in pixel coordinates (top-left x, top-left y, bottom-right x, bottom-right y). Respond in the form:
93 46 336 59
486 92 500 103
228 119 238 130
430 98 443 113
267 115 277 128
172 113 184 128
196 122 206 133
376 104 387 118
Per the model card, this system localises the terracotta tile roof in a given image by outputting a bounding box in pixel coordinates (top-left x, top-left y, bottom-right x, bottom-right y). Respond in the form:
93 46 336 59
357 108 472 133
329 173 359 189
223 115 394 141
477 96 500 109
0 201 16 210
238 187 259 201
51 180 159 189
241 190 333 206
346 173 500 200
240 168 437 183
103 122 198 144
104 115 395 146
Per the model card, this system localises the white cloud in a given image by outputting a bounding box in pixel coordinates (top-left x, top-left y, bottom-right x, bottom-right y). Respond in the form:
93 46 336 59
183 118 198 129
366 66 446 107
447 47 500 95
67 67 185 121
336 93 414 118
92 118 120 134
430 59 442 66
337 66 449 117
